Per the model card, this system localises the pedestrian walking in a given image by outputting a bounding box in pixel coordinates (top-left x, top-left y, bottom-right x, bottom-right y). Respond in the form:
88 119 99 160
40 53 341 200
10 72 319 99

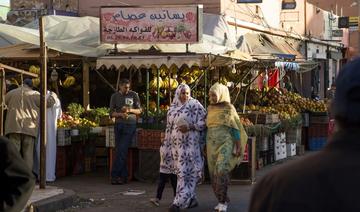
160 84 206 212
249 58 360 212
109 79 142 185
206 82 248 212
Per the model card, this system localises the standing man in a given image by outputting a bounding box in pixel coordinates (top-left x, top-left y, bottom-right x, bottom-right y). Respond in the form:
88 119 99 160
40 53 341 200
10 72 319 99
5 79 55 172
35 89 62 182
110 79 142 185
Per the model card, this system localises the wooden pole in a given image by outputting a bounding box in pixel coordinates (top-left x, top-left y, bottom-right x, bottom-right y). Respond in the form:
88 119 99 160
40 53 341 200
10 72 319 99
0 68 4 135
82 61 90 110
39 16 47 189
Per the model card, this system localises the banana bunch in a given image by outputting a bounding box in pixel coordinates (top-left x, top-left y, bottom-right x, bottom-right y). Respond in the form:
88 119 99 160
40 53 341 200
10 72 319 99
162 78 178 90
62 75 76 88
151 66 168 77
29 65 40 75
179 66 202 85
149 77 164 90
32 78 40 88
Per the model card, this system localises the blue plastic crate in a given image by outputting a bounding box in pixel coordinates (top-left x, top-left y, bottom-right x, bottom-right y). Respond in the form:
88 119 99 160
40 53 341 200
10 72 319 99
309 137 327 151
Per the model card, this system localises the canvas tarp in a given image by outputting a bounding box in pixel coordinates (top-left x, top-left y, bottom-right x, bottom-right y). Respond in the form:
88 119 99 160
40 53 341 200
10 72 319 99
236 32 303 60
0 13 240 59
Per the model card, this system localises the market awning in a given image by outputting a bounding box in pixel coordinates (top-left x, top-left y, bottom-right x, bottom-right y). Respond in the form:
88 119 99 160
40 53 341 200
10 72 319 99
0 43 62 59
224 50 255 61
96 54 209 69
266 35 304 60
236 33 302 60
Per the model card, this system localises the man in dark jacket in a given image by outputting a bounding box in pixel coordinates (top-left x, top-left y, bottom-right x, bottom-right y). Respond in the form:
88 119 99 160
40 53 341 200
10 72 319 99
1 136 35 212
249 58 360 212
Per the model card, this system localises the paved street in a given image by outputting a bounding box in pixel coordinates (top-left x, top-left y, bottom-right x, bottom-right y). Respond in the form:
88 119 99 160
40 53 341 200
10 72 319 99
52 157 303 212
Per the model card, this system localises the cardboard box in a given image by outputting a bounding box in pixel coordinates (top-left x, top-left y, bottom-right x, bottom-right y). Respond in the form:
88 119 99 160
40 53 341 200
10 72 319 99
275 143 287 161
286 143 296 157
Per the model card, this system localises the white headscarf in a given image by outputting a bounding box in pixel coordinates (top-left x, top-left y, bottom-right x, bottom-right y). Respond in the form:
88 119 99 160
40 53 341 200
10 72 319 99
172 83 192 107
209 82 231 104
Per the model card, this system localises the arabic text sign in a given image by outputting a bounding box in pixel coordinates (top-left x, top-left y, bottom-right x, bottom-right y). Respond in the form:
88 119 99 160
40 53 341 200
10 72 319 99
100 6 201 44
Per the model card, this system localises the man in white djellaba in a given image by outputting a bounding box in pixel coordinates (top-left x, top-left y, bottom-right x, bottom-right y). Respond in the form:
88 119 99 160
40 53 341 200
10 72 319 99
36 90 62 182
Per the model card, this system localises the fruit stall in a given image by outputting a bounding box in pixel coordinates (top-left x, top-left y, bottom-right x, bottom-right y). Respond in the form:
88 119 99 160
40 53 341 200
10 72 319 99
52 54 329 182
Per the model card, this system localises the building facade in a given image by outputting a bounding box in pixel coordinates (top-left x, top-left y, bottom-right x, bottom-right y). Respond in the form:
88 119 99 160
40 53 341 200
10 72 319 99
8 0 346 98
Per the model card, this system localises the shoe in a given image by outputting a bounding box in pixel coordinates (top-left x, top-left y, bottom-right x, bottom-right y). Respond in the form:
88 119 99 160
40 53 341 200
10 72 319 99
215 203 227 212
214 202 228 211
110 177 124 185
188 198 199 208
150 198 160 207
168 204 180 212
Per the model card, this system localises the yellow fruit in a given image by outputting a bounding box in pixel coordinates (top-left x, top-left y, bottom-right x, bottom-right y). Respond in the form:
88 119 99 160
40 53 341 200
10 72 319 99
32 78 40 87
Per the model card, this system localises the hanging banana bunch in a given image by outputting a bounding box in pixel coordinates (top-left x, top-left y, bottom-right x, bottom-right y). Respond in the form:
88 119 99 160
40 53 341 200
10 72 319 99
29 65 40 75
169 65 178 78
159 65 168 77
170 78 178 90
149 77 164 90
32 78 40 88
62 75 76 88
191 66 202 79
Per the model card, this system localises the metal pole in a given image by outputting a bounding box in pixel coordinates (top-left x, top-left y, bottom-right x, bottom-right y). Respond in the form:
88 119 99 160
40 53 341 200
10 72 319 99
156 67 160 117
39 16 47 189
146 69 149 118
0 68 4 135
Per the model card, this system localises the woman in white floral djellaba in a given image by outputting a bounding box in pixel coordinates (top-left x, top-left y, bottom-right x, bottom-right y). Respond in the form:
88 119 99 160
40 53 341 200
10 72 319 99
160 84 206 212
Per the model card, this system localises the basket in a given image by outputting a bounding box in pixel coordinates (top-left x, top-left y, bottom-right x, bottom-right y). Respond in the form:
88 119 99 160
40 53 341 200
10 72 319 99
137 129 165 150
57 128 71 146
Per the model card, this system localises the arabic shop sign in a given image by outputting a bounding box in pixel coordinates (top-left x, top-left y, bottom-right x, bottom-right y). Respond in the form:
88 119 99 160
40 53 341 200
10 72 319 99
100 5 203 44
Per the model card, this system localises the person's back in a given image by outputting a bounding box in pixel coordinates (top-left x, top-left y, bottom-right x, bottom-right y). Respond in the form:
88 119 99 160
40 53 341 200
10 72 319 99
0 136 35 212
5 85 40 137
249 131 360 212
249 58 360 212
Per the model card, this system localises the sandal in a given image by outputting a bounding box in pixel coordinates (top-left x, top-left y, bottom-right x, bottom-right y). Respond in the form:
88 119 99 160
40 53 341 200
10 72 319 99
216 203 227 212
149 198 160 207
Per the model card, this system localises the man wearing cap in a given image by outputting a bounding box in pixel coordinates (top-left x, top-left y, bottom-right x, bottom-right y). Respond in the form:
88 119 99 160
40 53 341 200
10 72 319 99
5 79 56 172
249 58 360 212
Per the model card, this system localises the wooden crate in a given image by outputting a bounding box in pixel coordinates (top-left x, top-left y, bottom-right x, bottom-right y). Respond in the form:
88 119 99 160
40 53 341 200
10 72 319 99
137 129 165 150
244 113 280 125
308 123 328 138
56 146 72 178
57 128 71 146
310 115 329 124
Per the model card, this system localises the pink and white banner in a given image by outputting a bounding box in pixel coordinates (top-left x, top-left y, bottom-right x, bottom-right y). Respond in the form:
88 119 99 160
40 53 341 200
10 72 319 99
100 5 202 44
